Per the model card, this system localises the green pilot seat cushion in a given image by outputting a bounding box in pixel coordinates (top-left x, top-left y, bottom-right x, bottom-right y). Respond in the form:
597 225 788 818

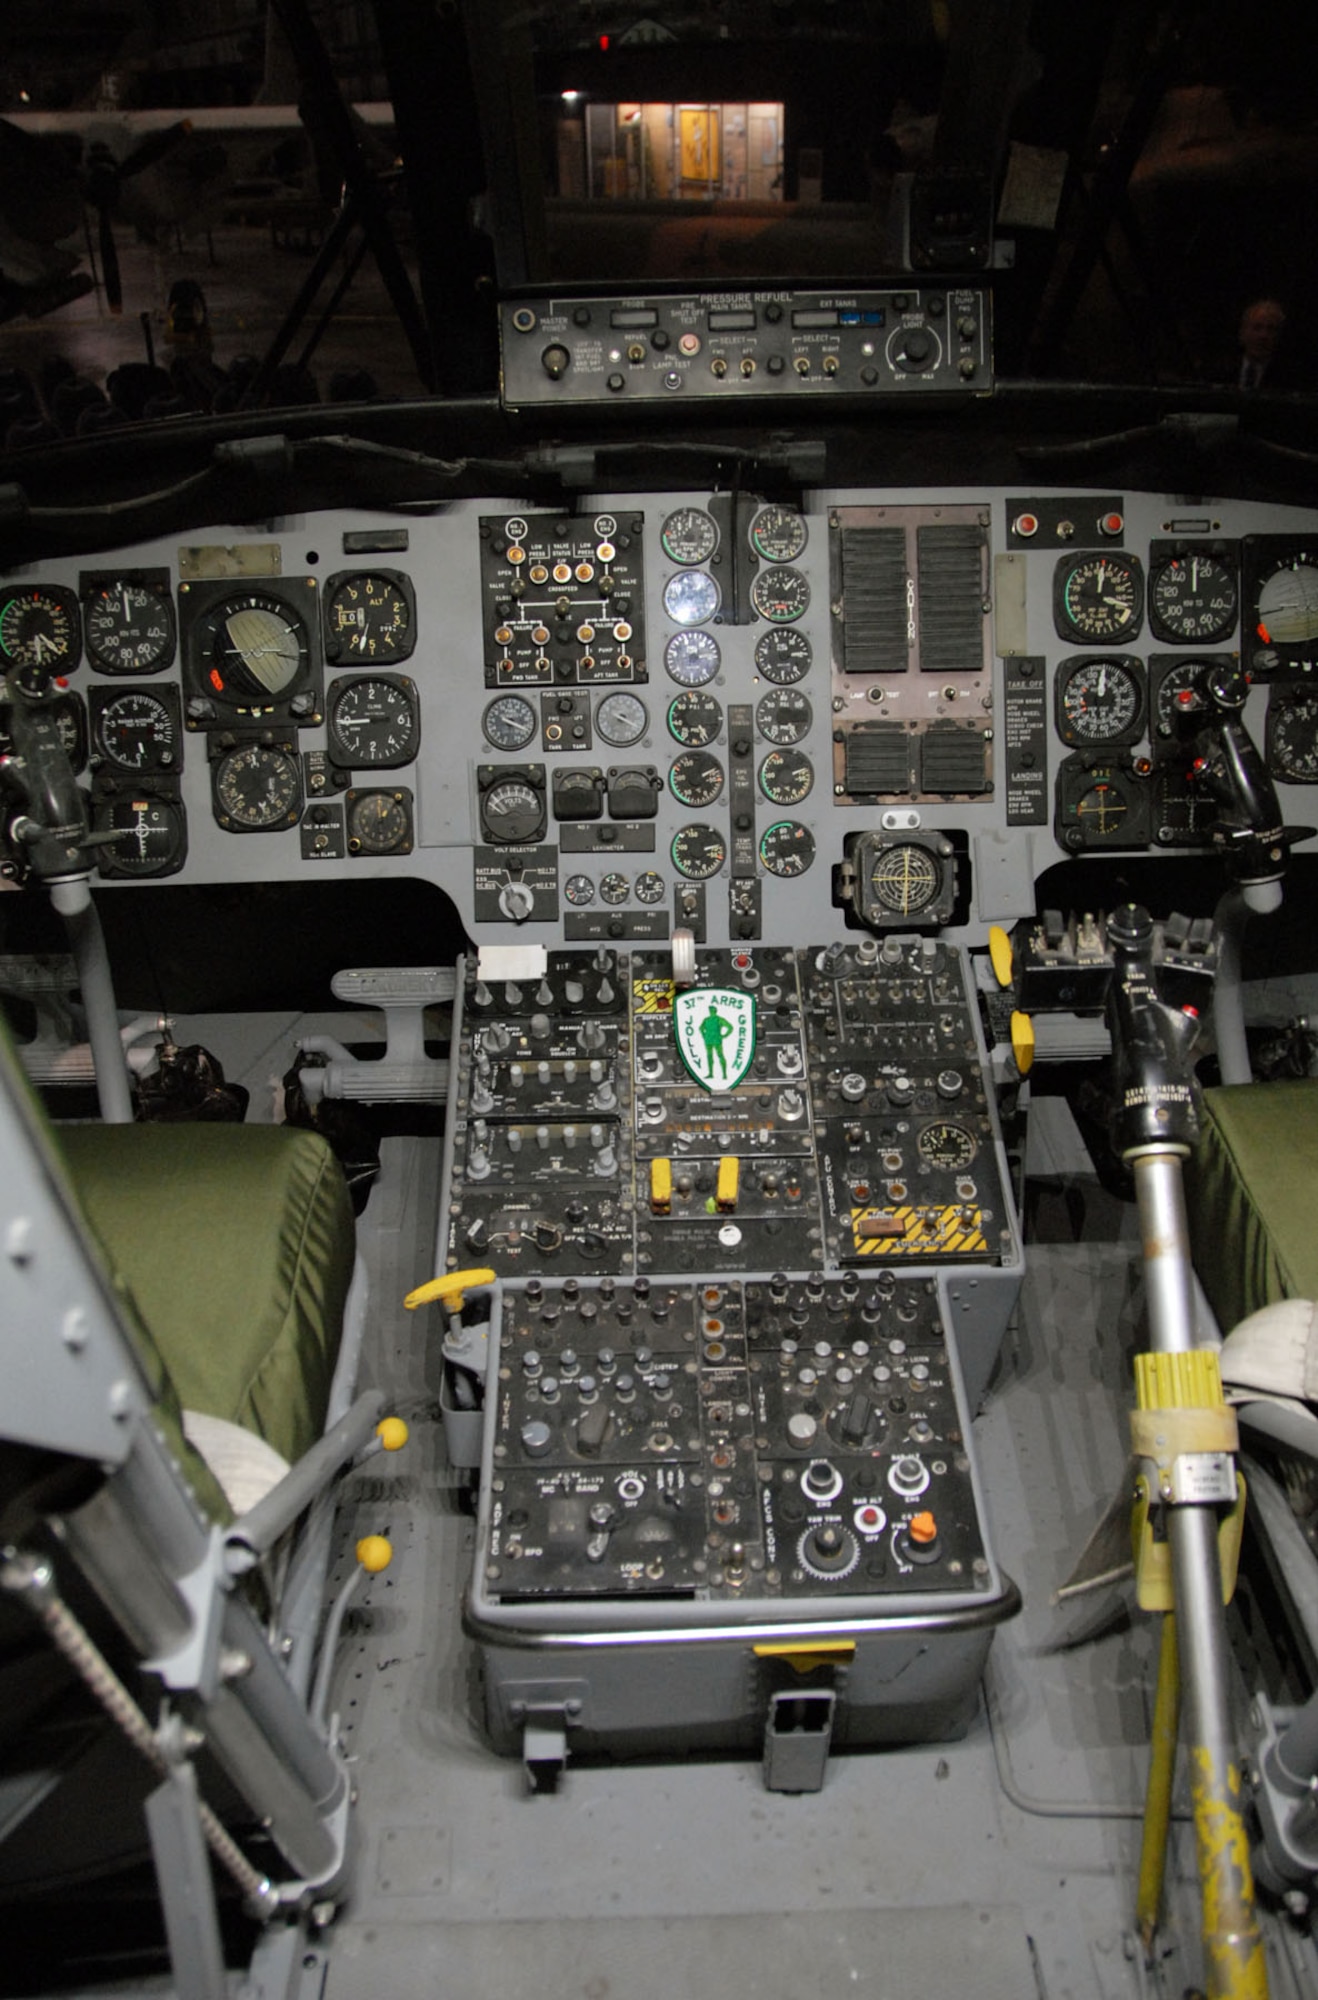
1186 1080 1318 1338
56 1123 355 1467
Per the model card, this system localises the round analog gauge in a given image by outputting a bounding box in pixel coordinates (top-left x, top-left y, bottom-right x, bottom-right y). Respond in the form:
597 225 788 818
325 572 413 662
1153 659 1213 738
347 790 411 854
750 504 808 563
1055 553 1143 642
668 690 721 747
870 842 942 916
564 873 596 906
665 629 721 687
758 747 814 805
1267 690 1318 781
599 871 630 905
328 675 419 767
481 777 543 842
634 869 666 904
198 592 310 703
756 689 812 745
660 507 719 565
750 566 810 623
482 693 537 750
0 585 80 671
758 820 816 878
663 570 721 627
213 742 302 830
671 823 726 879
0 691 87 771
669 750 724 808
596 691 648 747
917 1121 977 1170
1149 554 1237 644
84 580 174 674
93 797 185 878
1254 555 1318 650
93 690 178 773
1056 656 1145 745
755 627 812 684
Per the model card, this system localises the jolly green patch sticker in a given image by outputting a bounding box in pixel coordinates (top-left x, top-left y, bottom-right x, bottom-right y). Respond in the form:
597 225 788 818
673 986 757 1092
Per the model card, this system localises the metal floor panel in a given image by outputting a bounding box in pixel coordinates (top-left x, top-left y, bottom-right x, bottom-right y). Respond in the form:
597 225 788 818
200 1019 1317 2000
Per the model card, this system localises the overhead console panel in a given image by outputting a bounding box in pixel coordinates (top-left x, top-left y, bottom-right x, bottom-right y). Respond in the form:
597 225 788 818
499 288 991 408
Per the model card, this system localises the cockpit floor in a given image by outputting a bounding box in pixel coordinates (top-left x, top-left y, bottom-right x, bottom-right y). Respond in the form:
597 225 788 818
294 1108 1312 2000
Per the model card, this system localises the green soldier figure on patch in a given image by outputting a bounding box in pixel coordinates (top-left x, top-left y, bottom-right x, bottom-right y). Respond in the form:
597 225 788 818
700 1000 732 1079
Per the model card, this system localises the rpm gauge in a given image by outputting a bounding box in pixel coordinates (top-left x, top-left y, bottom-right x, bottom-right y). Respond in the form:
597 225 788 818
1266 689 1318 781
1149 552 1237 644
1054 552 1143 643
83 578 175 674
1055 655 1145 746
0 584 80 671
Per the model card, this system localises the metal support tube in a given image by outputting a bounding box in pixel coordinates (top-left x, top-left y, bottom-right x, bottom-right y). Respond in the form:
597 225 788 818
1137 1613 1181 1949
50 880 133 1123
1132 1149 1270 1998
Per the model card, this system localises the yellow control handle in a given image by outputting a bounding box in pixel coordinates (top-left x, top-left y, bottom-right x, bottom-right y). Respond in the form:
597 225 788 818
404 1267 496 1313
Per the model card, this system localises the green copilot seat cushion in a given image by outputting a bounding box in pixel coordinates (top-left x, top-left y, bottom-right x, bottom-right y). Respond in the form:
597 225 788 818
57 1124 355 1467
1186 1080 1318 1338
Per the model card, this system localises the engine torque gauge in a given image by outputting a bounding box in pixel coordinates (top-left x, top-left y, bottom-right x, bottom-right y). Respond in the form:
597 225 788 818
1054 655 1145 747
82 575 175 674
1054 552 1143 643
1149 550 1238 644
